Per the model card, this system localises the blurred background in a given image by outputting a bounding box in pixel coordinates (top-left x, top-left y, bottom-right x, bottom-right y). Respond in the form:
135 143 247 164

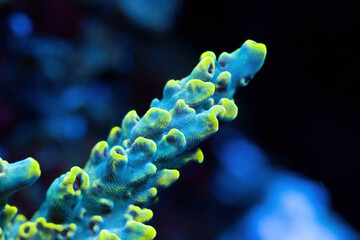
0 0 359 239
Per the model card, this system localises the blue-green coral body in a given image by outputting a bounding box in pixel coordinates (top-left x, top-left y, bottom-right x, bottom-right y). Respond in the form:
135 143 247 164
0 40 266 240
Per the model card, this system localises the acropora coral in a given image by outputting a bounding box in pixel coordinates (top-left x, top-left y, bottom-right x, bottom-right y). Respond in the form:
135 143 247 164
0 39 266 240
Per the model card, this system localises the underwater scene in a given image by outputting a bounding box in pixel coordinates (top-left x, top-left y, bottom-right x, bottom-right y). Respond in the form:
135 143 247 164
0 0 359 239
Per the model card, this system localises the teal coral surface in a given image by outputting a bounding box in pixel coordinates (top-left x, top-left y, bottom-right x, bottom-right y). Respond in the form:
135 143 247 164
0 39 266 240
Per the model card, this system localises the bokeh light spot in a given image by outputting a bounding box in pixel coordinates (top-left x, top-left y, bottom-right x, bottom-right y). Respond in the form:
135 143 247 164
8 12 33 37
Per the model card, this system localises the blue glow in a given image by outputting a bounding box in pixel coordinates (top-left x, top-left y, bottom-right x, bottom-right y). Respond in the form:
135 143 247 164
64 115 87 140
41 58 66 81
211 170 269 205
118 0 180 32
87 84 112 117
219 137 268 181
46 115 87 140
211 133 270 204
34 39 71 59
8 12 33 37
82 43 106 71
218 172 359 240
61 86 87 111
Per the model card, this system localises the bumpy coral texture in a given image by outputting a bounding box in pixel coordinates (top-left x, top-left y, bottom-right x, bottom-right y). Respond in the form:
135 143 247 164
0 40 266 240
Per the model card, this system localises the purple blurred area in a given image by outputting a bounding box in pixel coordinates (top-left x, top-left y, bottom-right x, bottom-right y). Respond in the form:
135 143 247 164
0 0 359 239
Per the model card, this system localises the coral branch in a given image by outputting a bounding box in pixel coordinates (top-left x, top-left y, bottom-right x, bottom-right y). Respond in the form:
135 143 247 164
0 39 266 240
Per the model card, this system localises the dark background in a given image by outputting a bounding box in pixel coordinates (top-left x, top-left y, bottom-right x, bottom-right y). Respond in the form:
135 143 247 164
0 0 359 239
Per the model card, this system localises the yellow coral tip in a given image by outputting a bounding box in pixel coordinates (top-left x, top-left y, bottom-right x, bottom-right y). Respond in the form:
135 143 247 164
26 157 41 179
200 51 216 61
244 39 267 56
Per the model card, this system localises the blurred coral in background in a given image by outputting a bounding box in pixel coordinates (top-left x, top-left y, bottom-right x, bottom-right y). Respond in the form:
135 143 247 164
212 128 358 240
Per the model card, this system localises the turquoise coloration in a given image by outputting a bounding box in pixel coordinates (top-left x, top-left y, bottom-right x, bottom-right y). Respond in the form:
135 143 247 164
0 39 266 240
0 158 40 212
